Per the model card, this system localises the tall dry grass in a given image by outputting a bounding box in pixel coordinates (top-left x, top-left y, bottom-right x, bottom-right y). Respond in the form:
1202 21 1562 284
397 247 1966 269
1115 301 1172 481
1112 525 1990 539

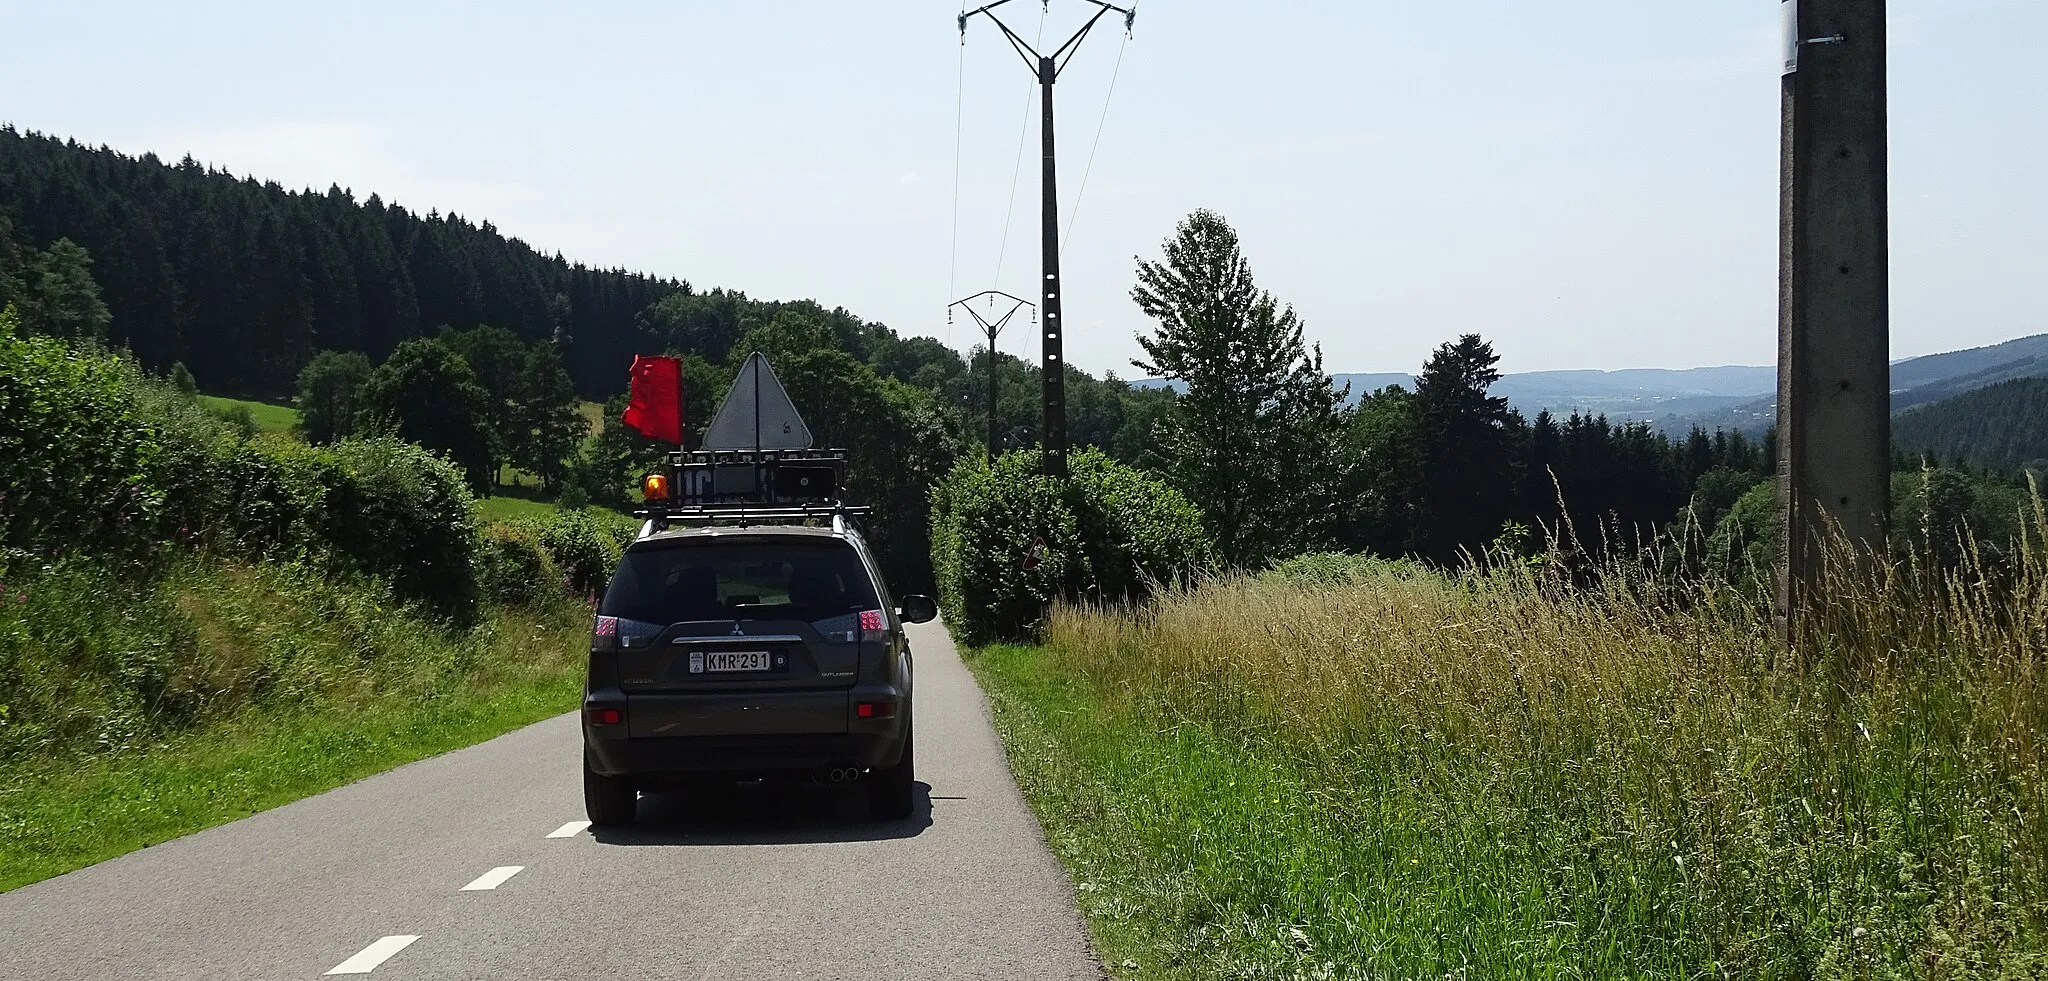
1038 498 2048 975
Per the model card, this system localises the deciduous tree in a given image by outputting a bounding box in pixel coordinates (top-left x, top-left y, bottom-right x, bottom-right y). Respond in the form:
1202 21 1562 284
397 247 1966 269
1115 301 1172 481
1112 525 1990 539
295 350 372 444
355 339 494 490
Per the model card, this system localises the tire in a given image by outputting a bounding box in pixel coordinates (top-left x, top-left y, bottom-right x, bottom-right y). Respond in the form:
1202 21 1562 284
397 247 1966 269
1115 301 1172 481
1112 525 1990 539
867 725 915 820
584 754 637 827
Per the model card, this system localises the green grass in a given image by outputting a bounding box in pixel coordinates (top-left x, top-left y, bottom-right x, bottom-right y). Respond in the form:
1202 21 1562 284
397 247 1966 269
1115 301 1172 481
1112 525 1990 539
197 395 298 434
968 546 2048 980
478 492 564 523
0 559 591 891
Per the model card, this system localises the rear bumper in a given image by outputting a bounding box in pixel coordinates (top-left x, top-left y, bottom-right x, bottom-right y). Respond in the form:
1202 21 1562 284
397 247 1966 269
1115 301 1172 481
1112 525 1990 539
582 684 907 780
584 732 903 782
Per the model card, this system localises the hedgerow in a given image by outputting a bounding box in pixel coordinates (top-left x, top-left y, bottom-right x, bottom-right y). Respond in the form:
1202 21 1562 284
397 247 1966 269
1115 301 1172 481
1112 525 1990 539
930 448 1212 645
0 311 486 620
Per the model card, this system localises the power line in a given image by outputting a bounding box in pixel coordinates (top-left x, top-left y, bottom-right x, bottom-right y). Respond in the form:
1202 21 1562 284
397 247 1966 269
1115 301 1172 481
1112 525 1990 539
991 4 1048 288
947 3 967 347
1062 22 1128 252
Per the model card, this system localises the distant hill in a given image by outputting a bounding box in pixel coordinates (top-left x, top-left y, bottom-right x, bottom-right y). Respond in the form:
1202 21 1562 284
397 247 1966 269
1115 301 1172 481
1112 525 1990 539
1651 333 2048 436
1137 335 2048 435
1889 333 2048 391
1495 366 1778 400
1889 352 2048 411
1892 378 2048 475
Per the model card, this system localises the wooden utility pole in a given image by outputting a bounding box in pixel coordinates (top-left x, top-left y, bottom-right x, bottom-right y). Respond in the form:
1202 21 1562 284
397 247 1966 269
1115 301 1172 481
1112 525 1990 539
961 0 1134 478
1777 0 1890 646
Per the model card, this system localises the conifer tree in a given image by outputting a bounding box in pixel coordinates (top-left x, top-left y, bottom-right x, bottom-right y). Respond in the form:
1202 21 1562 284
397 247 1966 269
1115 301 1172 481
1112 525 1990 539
1131 209 1346 567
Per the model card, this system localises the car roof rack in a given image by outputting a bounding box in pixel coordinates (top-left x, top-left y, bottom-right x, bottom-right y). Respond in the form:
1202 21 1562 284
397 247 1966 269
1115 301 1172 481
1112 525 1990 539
631 448 871 538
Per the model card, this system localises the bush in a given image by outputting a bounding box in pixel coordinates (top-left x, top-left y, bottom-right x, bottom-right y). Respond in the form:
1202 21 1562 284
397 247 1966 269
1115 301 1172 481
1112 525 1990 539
930 453 1077 646
212 403 258 440
524 508 629 599
931 448 1212 645
326 439 482 623
0 313 167 564
1068 450 1215 601
478 521 558 607
201 436 347 557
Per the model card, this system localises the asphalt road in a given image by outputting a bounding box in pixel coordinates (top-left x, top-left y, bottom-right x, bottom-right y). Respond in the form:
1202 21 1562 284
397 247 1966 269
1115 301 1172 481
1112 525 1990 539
0 621 1102 981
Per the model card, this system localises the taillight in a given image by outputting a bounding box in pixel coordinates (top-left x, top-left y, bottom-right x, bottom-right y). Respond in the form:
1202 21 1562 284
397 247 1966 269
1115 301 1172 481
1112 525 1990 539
855 701 897 719
592 615 618 650
858 609 887 644
587 707 622 725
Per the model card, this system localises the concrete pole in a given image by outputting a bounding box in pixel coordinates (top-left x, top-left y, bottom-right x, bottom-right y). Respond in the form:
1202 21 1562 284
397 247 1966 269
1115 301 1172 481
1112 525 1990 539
1039 54 1069 479
1776 0 1890 647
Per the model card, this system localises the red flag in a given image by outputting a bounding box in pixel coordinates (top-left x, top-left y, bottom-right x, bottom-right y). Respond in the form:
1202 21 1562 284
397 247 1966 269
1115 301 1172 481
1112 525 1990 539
621 355 684 445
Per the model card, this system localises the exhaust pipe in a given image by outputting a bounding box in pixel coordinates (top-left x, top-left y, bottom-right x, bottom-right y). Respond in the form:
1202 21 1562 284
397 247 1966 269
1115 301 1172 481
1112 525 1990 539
827 767 862 784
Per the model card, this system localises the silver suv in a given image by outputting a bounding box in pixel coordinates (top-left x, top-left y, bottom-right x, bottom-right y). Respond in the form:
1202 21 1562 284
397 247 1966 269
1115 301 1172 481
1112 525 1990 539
581 515 937 825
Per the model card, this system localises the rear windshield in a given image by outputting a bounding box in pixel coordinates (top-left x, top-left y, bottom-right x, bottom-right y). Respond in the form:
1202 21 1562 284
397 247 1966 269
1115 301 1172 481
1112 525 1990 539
600 539 880 625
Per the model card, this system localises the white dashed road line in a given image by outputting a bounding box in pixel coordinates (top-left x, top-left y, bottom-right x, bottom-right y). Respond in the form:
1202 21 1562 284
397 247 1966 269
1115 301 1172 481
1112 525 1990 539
460 865 525 891
546 820 591 839
324 935 419 975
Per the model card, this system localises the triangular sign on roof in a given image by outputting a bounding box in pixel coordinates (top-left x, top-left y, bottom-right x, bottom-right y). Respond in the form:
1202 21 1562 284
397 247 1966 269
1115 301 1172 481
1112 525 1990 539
702 352 813 451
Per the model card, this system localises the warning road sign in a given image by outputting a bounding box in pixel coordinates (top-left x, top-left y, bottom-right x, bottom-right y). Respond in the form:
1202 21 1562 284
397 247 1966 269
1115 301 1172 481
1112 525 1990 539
703 352 813 451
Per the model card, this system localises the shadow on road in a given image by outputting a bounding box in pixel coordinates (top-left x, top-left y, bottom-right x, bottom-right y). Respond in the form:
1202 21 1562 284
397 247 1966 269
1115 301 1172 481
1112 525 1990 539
591 780 935 846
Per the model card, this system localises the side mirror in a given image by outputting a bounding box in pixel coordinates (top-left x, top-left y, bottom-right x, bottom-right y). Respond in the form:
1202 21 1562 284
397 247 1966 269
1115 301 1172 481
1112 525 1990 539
898 594 938 625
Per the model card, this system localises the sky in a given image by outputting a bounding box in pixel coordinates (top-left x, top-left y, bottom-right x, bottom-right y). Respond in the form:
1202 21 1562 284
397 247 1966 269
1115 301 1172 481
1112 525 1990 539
4 0 2044 377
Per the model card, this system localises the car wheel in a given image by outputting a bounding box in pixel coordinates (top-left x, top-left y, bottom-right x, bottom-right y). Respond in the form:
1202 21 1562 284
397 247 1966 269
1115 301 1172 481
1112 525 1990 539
584 753 637 827
867 725 915 820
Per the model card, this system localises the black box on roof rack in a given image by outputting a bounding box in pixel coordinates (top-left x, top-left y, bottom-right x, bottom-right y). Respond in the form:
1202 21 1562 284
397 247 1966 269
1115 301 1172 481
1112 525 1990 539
666 448 848 506
633 448 870 534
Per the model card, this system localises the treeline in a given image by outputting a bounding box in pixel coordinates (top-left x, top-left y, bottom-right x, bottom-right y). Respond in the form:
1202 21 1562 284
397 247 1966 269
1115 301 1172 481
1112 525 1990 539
1121 209 1775 573
0 126 677 396
292 326 582 494
1892 377 2048 476
0 127 1182 455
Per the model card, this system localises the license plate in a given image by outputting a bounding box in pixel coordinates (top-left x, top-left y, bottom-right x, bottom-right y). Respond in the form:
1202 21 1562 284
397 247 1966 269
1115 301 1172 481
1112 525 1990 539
694 650 772 674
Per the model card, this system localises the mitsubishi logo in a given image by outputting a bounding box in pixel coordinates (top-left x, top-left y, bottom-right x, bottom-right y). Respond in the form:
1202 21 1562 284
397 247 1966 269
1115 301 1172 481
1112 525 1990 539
730 625 745 636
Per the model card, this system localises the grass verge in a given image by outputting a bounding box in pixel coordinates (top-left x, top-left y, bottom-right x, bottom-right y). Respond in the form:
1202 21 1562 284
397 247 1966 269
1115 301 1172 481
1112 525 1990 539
967 550 2048 980
0 559 590 892
197 394 299 434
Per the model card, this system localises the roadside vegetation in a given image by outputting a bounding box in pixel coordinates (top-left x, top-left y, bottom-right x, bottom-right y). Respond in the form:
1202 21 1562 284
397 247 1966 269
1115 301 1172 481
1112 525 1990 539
951 210 2048 978
0 561 591 891
0 308 635 890
974 531 2048 979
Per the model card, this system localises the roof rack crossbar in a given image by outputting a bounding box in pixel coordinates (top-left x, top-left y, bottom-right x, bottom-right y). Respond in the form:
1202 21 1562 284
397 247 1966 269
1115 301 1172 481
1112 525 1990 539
632 500 872 537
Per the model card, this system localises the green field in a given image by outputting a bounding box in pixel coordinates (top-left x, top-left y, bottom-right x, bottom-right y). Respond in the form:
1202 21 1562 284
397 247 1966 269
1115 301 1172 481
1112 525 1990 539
477 493 568 523
197 395 299 434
